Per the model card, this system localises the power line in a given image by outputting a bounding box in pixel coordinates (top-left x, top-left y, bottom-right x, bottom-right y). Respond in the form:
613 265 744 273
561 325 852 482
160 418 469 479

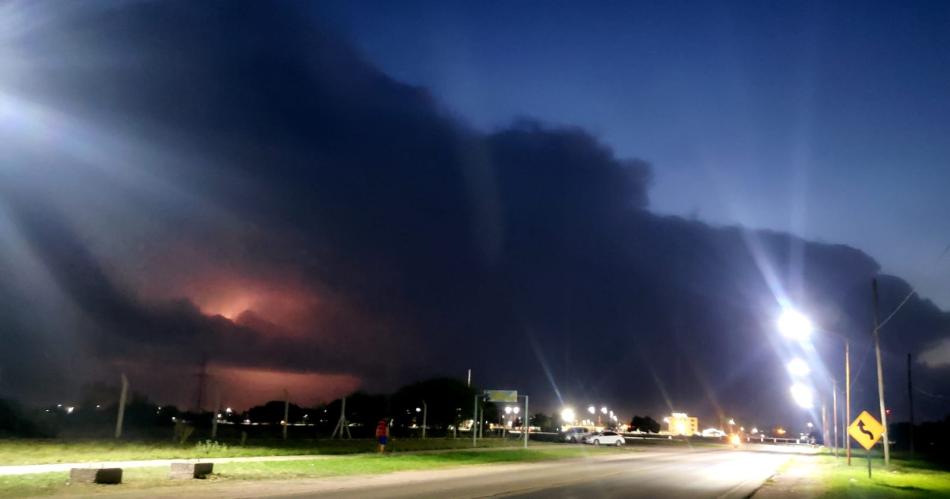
878 242 949 330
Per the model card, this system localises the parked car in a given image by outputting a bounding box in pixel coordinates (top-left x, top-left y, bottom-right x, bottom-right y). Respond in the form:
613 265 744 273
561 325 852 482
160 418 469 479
584 430 625 446
701 428 726 438
563 427 591 443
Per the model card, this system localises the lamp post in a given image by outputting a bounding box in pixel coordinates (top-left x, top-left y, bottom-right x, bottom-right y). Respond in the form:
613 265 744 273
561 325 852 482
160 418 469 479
778 307 850 463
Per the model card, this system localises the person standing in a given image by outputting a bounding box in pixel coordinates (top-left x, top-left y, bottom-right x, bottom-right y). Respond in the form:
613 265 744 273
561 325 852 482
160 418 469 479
376 418 390 453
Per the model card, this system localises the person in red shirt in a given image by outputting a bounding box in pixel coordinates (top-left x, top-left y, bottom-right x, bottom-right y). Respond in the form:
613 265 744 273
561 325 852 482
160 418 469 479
375 419 390 453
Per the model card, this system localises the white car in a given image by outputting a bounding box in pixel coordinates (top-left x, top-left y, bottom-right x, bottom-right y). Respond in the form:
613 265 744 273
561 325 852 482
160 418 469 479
584 431 625 446
701 428 726 438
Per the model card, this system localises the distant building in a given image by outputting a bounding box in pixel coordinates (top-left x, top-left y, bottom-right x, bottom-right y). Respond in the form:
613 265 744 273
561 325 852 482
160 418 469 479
665 412 698 435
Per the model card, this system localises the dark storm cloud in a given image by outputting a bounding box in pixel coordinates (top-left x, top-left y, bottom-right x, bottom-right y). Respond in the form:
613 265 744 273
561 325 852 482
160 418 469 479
1 0 948 422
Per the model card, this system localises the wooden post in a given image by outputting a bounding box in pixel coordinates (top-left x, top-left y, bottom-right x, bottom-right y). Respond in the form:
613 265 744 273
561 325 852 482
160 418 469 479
114 373 128 439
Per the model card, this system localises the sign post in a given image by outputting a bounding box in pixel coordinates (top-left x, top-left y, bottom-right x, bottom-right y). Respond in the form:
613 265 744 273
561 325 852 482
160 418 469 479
848 410 884 478
523 395 529 449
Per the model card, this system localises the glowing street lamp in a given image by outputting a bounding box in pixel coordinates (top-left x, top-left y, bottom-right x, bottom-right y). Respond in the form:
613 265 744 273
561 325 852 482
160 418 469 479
790 383 814 409
777 309 813 341
560 408 576 423
786 358 811 377
505 406 513 415
512 406 520 414
588 405 596 414
600 406 608 415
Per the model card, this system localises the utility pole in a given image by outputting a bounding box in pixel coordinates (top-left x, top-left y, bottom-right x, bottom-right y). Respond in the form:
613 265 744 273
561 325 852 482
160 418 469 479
211 387 221 440
821 402 828 449
832 379 838 458
872 278 890 466
846 340 852 465
422 401 427 439
282 389 290 440
114 373 128 439
194 353 208 412
907 353 915 455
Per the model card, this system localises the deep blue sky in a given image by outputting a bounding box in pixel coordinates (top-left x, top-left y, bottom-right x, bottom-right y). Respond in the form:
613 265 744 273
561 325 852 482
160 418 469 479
317 0 950 307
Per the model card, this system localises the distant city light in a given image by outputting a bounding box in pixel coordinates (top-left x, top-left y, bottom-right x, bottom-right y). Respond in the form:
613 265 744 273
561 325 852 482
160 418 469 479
65 406 75 414
790 383 814 409
786 358 811 377
778 309 813 341
588 406 596 414
415 407 421 412
600 406 608 414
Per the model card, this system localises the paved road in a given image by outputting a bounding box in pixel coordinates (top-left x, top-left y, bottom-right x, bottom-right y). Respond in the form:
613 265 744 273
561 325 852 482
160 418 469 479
296 448 788 499
115 446 795 499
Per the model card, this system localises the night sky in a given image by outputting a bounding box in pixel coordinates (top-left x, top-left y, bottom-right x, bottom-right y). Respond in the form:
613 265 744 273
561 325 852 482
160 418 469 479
1 0 949 428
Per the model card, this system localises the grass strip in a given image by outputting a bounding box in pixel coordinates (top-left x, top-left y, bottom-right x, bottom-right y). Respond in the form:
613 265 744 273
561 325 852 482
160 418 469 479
0 446 629 497
813 455 950 498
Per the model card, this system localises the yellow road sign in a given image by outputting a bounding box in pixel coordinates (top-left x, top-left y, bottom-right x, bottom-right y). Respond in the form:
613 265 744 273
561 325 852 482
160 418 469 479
848 410 884 450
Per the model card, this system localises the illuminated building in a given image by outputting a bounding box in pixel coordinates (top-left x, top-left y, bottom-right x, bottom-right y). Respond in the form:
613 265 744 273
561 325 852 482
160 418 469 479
665 412 698 435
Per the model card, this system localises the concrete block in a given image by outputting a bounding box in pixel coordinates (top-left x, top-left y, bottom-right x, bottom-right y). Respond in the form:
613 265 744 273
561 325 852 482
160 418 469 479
69 467 123 485
169 462 214 479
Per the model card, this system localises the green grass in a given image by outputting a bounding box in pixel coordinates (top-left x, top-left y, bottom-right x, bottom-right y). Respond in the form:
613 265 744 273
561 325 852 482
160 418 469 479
0 437 526 465
814 455 950 498
0 446 629 497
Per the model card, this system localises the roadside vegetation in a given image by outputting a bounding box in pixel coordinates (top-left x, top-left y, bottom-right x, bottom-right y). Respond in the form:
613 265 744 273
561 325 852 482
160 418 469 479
818 456 950 498
802 455 950 498
0 437 535 466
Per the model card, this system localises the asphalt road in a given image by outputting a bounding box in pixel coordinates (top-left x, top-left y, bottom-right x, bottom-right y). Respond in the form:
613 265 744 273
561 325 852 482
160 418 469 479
238 446 792 499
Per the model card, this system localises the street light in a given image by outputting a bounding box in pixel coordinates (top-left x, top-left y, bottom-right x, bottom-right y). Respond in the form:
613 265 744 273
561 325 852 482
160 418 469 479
600 406 608 415
786 358 811 377
512 406 520 414
588 406 595 414
790 383 814 409
777 308 813 341
560 408 576 423
505 406 513 415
